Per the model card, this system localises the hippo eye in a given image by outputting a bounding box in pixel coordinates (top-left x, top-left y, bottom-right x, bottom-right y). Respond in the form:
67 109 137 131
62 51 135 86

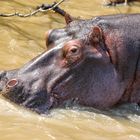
64 45 82 59
63 40 82 66
63 42 83 66
68 46 80 55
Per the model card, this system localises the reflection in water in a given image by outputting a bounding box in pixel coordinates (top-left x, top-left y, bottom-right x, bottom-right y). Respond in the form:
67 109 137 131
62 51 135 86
0 0 140 140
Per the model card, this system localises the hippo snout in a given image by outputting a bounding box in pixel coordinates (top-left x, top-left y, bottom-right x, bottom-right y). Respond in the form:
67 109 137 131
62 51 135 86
0 69 19 91
0 70 55 114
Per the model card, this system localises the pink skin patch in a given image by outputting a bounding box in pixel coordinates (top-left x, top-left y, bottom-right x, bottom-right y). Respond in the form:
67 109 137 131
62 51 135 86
6 79 18 88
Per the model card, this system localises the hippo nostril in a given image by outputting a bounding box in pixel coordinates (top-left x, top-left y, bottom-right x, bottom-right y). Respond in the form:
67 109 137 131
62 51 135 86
6 79 18 88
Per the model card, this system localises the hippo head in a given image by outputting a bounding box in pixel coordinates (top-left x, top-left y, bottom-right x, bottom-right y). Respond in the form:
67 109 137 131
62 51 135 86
0 16 122 114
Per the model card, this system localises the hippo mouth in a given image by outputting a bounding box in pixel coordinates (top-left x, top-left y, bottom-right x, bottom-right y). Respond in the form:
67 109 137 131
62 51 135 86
0 85 57 114
0 73 56 114
0 69 74 114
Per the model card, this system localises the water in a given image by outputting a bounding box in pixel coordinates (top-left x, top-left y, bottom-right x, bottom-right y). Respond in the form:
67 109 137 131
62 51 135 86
0 0 140 140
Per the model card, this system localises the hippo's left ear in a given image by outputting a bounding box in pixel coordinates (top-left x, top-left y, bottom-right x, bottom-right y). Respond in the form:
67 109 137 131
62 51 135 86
88 26 107 59
90 26 103 43
64 13 74 24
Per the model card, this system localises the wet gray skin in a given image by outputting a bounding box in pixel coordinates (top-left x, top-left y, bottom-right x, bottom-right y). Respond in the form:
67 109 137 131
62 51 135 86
0 18 94 114
0 14 140 114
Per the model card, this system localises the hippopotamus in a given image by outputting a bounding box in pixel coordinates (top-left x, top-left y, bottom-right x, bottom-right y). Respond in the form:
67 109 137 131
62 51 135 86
0 14 140 114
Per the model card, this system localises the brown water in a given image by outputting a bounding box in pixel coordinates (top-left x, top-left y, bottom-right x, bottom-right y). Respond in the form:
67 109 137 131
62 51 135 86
0 0 140 140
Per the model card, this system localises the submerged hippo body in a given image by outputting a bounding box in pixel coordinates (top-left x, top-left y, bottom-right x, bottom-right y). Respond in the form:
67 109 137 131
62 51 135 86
0 14 140 114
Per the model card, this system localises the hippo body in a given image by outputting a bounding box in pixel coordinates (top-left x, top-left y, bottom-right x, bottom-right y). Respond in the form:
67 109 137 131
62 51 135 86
0 14 140 114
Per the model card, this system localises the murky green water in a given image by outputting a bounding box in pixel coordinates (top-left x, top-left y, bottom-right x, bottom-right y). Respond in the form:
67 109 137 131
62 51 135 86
0 0 140 140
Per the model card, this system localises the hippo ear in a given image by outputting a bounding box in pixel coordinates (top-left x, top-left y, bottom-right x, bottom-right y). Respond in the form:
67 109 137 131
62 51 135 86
90 26 103 43
64 13 74 24
88 26 104 58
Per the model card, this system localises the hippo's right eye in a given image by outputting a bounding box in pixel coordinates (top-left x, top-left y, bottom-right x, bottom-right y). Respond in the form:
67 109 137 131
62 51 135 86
63 40 83 65
66 45 80 56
